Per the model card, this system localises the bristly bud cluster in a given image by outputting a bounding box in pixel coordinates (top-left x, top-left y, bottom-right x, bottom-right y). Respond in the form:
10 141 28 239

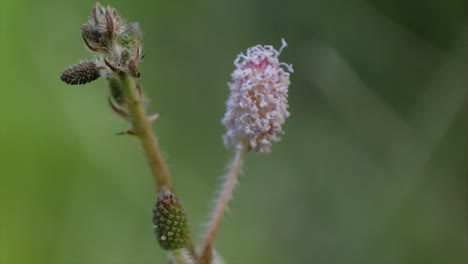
153 191 190 251
81 2 124 55
61 2 144 121
222 39 293 153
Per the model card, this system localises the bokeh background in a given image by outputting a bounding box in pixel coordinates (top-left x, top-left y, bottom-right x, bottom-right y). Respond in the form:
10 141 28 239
1 0 467 263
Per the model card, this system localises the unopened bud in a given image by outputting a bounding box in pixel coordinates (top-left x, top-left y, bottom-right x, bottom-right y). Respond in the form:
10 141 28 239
109 78 125 103
153 191 190 251
81 24 107 53
81 2 123 54
128 59 140 78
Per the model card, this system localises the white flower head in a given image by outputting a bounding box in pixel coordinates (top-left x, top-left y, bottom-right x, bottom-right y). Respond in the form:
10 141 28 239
222 39 293 154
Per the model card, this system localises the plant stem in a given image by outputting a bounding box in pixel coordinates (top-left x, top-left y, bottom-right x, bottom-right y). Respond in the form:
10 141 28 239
119 74 198 258
198 142 249 264
118 74 173 192
172 249 192 264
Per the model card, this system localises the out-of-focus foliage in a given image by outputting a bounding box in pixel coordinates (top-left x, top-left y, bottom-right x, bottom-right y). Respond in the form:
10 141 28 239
0 0 467 263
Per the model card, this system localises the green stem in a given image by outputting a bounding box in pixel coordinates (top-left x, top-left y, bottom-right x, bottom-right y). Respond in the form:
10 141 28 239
172 249 191 264
198 142 249 264
118 74 197 258
119 74 173 193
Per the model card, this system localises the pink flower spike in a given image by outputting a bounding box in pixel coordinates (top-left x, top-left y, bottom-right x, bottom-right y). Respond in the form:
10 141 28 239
222 39 293 153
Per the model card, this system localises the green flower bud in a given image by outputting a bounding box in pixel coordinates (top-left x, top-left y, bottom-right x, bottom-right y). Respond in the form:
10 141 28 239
109 78 124 103
153 191 190 251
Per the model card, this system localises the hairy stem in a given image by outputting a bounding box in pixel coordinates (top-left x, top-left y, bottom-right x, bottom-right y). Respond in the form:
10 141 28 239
119 74 197 258
199 142 249 264
118 73 173 192
172 249 192 264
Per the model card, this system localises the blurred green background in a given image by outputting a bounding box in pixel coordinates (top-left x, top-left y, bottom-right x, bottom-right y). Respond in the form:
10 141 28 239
1 0 467 263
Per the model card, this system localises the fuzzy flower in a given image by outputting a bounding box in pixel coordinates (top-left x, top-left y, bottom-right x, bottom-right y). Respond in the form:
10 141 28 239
222 39 293 153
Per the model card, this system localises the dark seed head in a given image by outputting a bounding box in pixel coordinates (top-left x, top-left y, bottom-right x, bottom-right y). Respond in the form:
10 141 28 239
60 61 100 85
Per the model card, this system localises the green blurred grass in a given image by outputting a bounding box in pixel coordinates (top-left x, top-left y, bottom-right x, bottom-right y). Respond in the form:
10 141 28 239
1 0 467 263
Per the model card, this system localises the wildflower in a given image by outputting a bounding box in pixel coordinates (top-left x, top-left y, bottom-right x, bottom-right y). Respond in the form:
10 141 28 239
222 39 293 153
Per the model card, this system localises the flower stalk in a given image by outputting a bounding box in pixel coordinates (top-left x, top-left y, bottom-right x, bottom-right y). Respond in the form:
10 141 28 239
198 141 249 264
171 249 195 264
199 40 292 264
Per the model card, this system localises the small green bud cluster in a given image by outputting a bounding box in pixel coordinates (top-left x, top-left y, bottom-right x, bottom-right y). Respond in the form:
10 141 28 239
153 191 190 251
153 191 189 250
